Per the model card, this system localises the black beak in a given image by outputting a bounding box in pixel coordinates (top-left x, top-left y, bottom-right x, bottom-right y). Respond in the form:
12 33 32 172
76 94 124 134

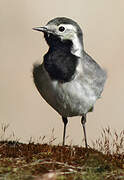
32 26 56 36
32 26 48 33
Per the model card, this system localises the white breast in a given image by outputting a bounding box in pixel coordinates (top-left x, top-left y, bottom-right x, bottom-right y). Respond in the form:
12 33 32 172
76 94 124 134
38 64 97 117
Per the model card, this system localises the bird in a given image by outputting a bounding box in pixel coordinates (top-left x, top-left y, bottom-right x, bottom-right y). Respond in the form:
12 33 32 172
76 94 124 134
32 17 107 148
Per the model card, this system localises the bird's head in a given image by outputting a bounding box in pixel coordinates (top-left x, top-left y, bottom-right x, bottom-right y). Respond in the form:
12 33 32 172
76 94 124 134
33 17 84 55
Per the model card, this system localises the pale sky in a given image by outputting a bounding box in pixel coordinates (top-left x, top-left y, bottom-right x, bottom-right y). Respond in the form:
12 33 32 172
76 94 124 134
0 0 124 145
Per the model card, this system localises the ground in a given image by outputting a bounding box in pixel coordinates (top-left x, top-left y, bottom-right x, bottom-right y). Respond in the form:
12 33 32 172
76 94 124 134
0 141 123 180
0 125 123 180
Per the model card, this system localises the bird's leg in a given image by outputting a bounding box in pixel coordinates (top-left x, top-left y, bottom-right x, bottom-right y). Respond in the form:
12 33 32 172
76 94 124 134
62 117 68 146
81 114 88 148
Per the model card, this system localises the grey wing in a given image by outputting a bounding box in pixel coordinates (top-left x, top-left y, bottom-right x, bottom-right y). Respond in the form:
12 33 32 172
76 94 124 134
33 63 48 96
33 63 43 93
82 51 107 98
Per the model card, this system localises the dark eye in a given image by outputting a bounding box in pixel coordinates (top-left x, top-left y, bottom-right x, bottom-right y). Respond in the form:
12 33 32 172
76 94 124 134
59 26 65 32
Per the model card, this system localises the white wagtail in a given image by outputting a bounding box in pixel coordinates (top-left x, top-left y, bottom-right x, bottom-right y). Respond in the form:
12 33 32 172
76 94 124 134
33 17 107 148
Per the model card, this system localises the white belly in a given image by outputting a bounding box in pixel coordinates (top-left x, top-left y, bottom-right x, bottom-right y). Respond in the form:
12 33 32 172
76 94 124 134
35 64 97 117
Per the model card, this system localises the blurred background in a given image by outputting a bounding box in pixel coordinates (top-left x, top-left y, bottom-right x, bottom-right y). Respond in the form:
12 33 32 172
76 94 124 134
0 0 124 145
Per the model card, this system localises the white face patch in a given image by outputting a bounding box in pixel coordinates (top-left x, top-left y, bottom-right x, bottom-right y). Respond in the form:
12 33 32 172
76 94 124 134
58 24 77 32
46 23 83 57
57 24 77 39
57 24 83 57
71 34 83 57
